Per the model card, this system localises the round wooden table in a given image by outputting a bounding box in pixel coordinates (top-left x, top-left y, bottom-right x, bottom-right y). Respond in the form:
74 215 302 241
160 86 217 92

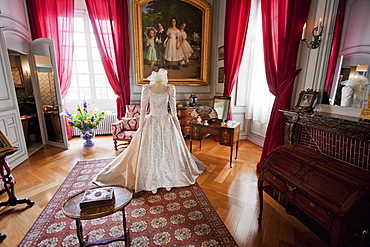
62 186 133 247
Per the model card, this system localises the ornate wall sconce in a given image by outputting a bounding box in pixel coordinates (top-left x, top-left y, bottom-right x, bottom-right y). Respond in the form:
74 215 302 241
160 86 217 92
301 18 323 49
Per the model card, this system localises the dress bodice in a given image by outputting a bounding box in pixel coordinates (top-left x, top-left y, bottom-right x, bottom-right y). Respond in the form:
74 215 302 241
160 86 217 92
148 90 169 118
166 28 179 39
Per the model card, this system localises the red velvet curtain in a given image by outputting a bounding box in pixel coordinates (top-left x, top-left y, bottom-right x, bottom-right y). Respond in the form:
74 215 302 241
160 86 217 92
85 0 130 119
257 0 311 170
26 0 74 139
223 0 252 119
324 0 347 97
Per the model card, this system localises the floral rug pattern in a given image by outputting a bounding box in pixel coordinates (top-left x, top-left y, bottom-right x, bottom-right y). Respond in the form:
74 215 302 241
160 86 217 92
19 158 237 246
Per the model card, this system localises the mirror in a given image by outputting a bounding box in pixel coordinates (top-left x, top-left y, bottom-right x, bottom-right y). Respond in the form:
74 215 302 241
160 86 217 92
212 96 231 120
326 0 370 109
30 38 68 149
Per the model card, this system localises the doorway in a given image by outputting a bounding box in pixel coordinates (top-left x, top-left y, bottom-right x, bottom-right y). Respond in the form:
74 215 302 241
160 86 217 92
8 49 43 155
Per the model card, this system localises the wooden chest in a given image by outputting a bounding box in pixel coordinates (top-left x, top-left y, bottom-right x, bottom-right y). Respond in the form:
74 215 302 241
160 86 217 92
258 145 370 246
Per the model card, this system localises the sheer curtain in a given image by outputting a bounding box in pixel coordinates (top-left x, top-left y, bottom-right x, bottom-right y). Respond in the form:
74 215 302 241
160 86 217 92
239 0 274 125
85 0 130 119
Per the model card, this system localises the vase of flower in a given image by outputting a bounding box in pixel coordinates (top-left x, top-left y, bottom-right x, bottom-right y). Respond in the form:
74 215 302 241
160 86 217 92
61 100 105 147
80 128 96 147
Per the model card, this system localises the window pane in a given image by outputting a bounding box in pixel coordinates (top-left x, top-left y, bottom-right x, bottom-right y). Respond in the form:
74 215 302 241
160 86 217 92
74 18 85 32
67 88 80 100
78 74 90 86
92 48 101 60
108 89 116 99
96 88 107 99
90 35 97 47
74 33 86 46
75 61 89 73
80 88 91 99
70 74 79 87
95 74 108 86
75 47 88 60
93 62 105 74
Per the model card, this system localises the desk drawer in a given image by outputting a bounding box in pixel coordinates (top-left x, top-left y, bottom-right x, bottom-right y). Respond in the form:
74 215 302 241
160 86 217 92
180 118 194 126
294 191 334 230
178 109 194 117
181 126 191 135
264 170 287 193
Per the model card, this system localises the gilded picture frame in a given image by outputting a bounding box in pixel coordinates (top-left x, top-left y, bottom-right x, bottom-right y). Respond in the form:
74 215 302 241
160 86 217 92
295 88 318 113
218 46 224 61
218 67 224 83
12 68 25 88
133 0 211 85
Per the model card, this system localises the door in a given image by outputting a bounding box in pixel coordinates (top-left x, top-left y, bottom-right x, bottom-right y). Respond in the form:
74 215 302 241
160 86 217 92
30 38 68 149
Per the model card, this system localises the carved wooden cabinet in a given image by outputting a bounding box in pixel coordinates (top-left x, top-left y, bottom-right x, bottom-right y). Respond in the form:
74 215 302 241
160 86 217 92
258 145 370 246
177 107 196 136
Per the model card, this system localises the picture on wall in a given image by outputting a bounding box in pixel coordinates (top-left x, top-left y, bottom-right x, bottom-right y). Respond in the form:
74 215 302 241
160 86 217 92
133 0 211 85
218 67 224 83
218 46 224 61
12 68 24 88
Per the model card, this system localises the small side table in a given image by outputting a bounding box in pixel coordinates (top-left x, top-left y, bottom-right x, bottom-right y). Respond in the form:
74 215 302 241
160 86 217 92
62 186 133 247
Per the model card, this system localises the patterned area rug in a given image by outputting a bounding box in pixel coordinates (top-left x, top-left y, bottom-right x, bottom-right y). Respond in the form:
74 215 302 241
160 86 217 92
19 158 237 246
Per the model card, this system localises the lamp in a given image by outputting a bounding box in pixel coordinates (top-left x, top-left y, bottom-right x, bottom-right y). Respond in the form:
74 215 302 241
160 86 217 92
24 66 31 77
301 18 323 49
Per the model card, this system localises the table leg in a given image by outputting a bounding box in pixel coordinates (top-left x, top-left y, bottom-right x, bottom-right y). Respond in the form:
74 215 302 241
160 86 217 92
235 141 239 159
121 209 129 246
257 176 264 221
190 140 192 153
200 139 202 150
75 220 85 246
229 146 233 168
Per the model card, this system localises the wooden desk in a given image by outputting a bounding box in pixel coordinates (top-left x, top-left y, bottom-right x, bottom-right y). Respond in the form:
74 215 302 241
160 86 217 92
190 121 240 167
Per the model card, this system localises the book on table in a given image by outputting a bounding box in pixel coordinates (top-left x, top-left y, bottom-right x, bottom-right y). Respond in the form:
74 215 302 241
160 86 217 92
80 187 115 209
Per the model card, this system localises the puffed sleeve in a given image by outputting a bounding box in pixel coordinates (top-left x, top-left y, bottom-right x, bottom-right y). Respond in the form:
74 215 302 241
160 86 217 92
168 84 181 130
139 85 150 129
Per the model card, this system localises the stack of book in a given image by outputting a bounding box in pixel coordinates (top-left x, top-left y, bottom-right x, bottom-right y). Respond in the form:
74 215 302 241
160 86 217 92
79 187 115 209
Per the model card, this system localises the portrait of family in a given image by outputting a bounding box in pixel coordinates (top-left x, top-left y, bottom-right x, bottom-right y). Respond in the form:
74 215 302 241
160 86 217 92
139 0 205 80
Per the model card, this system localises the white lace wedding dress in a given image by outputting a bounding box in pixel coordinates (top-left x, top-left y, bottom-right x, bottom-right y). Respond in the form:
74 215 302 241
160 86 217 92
93 83 207 193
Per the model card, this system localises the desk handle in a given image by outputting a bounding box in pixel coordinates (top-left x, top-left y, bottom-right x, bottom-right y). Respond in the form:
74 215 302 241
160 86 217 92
285 181 296 192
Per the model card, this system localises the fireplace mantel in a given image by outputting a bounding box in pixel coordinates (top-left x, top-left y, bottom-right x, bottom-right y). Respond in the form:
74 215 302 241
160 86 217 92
281 109 370 170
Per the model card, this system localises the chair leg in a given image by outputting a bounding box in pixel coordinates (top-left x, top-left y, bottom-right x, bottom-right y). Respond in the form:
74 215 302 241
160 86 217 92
114 140 118 150
0 233 6 243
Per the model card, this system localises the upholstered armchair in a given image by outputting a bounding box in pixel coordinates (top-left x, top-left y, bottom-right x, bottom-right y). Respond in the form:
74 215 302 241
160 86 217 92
112 105 141 150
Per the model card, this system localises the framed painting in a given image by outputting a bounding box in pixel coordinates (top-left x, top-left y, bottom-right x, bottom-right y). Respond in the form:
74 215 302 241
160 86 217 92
218 67 224 83
12 68 24 88
133 0 211 85
218 46 224 61
295 88 318 113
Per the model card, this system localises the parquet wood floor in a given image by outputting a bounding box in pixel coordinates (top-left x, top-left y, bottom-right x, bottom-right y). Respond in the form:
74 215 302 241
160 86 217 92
0 136 327 246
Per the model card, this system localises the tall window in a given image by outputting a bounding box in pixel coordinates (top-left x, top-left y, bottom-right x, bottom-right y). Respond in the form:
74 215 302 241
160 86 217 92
237 0 274 137
63 10 116 113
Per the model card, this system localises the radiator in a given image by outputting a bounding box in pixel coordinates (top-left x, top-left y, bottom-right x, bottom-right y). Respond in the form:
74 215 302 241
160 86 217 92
72 114 118 136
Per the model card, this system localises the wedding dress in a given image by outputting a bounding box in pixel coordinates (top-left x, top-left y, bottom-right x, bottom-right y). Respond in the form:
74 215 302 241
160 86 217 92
93 69 207 193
